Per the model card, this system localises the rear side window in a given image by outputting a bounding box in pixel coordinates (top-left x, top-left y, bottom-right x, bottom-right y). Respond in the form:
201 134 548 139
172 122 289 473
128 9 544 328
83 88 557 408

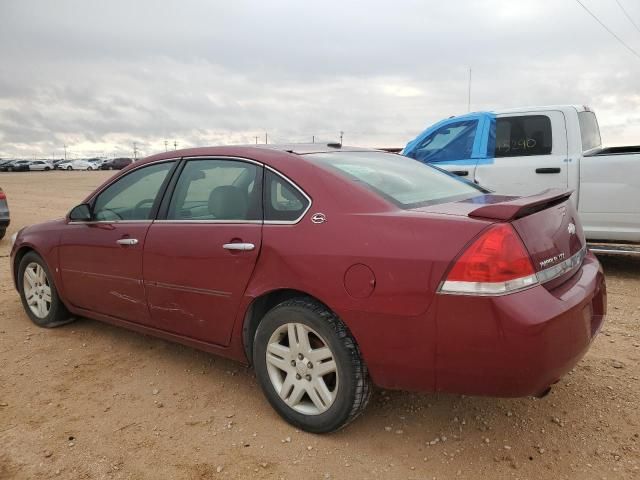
167 159 261 221
309 151 482 209
409 120 478 162
578 111 602 152
494 115 552 157
264 170 310 222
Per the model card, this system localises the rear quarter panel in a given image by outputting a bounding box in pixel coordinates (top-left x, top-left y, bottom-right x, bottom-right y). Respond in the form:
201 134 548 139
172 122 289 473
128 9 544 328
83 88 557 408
237 160 492 390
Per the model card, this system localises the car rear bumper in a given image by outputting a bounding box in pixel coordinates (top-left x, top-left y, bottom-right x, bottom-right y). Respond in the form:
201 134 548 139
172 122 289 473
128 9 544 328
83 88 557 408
433 251 606 397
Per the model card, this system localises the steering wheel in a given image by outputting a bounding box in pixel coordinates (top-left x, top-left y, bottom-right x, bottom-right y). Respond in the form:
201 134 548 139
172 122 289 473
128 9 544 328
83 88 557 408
133 199 155 218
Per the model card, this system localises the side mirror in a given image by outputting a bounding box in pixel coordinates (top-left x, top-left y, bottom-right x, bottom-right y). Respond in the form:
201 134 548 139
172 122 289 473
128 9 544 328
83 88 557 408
69 204 92 222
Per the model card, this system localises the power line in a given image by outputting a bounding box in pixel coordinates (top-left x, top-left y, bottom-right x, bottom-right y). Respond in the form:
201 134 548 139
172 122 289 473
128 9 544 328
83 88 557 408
574 0 640 61
615 0 640 34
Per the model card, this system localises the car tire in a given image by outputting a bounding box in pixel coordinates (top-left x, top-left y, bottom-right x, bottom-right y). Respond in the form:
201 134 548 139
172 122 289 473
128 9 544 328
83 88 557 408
0 228 5 240
66 166 72 171
87 166 93 171
44 167 50 171
253 297 371 433
17 251 74 328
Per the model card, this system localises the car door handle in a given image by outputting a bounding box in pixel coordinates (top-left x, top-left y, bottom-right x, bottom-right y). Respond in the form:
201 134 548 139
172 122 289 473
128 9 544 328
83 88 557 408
116 238 139 246
223 243 255 251
535 167 561 174
451 170 469 176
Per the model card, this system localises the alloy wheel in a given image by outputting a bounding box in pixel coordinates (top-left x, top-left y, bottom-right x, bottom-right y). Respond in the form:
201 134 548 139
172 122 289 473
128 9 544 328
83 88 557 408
265 323 338 415
23 262 52 319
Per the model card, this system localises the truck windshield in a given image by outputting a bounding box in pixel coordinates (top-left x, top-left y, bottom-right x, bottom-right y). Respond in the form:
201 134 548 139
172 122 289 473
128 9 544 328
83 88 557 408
307 151 483 209
578 111 602 152
406 120 478 163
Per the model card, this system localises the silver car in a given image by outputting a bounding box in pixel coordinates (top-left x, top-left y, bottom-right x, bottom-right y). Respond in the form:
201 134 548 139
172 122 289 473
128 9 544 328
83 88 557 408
29 160 54 171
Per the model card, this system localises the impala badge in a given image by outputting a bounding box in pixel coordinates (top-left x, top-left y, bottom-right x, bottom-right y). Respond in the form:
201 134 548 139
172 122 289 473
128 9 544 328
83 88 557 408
568 223 576 235
311 213 327 224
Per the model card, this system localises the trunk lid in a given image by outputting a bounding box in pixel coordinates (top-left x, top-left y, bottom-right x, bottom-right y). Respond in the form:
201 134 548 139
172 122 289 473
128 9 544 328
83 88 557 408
416 189 586 283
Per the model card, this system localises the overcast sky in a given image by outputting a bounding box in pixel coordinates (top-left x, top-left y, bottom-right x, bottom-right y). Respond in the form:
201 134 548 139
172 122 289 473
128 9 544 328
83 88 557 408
1 0 639 159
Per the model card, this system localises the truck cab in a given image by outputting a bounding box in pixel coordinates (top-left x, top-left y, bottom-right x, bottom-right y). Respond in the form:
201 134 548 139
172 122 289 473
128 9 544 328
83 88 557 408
403 105 640 244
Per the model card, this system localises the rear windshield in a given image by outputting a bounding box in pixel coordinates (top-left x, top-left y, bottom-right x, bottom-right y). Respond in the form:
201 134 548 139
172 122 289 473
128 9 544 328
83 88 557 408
578 111 602 152
306 151 483 209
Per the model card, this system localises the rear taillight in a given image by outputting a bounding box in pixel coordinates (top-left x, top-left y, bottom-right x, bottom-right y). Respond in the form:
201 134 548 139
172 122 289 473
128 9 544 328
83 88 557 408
0 191 6 200
440 223 538 295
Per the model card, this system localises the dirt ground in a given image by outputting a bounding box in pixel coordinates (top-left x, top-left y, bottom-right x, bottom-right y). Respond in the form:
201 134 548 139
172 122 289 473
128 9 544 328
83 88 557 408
0 170 638 480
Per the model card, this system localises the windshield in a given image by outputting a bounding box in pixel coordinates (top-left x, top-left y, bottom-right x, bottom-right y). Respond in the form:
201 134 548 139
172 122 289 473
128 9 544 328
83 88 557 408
407 120 478 163
307 151 483 209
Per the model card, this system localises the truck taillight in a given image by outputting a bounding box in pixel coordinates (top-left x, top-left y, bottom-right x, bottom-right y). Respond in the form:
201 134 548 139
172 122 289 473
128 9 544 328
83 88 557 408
439 224 538 295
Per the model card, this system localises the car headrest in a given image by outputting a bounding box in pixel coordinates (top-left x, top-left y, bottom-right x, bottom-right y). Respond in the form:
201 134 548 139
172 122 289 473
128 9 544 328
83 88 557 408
208 185 248 220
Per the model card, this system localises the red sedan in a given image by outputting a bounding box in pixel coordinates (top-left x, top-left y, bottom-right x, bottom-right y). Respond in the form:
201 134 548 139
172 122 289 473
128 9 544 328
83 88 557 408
10 145 606 432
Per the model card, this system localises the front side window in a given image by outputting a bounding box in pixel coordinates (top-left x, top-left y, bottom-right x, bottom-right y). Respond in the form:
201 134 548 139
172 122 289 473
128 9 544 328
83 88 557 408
264 170 310 222
167 159 261 221
578 111 602 152
93 161 174 221
409 120 478 163
309 151 482 209
494 115 552 157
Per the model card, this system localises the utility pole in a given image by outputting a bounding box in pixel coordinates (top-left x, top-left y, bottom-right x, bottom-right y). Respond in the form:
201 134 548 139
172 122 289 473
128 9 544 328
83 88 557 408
339 131 344 146
265 132 268 144
164 140 168 152
467 67 472 113
254 136 259 145
63 144 67 161
133 142 138 160
312 135 315 144
173 140 177 151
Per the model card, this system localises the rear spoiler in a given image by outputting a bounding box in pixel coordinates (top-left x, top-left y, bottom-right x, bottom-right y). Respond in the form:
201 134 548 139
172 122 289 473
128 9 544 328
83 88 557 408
468 189 573 221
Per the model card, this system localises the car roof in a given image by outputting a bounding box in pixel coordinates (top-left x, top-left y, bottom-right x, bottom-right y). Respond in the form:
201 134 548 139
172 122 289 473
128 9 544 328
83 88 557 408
136 144 383 168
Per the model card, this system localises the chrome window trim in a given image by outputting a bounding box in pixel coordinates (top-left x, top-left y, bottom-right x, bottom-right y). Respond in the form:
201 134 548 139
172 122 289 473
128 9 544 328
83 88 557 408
181 155 263 167
264 165 312 225
153 219 262 225
68 220 153 225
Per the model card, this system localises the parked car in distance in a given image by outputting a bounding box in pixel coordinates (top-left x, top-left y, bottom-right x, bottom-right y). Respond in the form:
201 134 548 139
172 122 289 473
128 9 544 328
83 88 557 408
10 145 606 433
88 158 108 168
100 157 134 170
57 159 96 171
29 160 54 171
0 187 9 240
1 160 31 172
403 105 640 245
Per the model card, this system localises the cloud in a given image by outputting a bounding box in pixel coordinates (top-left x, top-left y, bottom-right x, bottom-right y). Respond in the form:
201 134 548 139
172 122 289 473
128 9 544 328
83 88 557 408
0 0 639 158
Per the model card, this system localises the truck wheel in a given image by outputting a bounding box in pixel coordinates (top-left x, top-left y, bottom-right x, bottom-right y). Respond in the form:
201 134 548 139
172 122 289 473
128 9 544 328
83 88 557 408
253 297 371 433
18 251 74 328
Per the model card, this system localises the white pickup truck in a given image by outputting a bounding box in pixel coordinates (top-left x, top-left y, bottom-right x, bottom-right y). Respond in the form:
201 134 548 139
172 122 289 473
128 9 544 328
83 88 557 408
402 105 640 252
